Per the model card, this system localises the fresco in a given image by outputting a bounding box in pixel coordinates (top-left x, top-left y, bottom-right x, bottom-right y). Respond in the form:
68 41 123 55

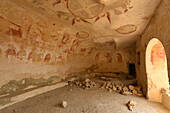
76 31 89 39
0 0 136 83
116 24 137 34
5 44 17 59
150 41 166 67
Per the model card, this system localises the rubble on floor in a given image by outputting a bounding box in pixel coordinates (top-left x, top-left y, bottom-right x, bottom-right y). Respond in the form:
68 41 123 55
127 100 137 111
101 82 143 97
61 101 68 108
68 77 143 97
68 78 97 90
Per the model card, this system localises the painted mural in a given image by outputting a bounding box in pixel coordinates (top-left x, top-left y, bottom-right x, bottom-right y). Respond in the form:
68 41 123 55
150 41 166 68
0 0 136 87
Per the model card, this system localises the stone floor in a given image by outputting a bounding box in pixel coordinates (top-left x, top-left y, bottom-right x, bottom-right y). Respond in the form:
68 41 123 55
0 85 169 113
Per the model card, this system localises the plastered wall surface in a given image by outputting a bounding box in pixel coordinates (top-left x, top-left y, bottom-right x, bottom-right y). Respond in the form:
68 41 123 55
162 89 170 110
136 0 170 100
0 0 136 91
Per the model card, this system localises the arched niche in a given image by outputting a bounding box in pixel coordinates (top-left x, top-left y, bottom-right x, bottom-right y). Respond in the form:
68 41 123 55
146 38 169 102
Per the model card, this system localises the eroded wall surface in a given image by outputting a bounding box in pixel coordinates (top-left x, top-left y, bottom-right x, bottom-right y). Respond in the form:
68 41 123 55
136 0 170 96
0 0 135 92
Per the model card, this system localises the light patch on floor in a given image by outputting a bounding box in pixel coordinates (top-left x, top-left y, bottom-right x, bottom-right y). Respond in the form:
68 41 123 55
0 85 169 113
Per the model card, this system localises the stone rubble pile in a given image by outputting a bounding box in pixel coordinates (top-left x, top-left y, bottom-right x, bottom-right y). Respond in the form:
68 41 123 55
70 78 97 89
67 78 143 97
100 82 143 97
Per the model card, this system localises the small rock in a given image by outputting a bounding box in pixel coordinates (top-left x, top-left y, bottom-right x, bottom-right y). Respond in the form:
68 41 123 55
61 101 67 108
106 82 111 87
135 93 143 97
101 86 104 89
129 85 135 90
128 100 137 106
132 89 138 95
123 86 129 91
121 91 132 95
128 106 133 111
134 86 141 91
21 80 26 84
79 83 82 87
127 101 137 111
105 86 108 89
75 81 79 85
108 88 112 92
85 82 90 87
85 78 90 83
117 85 123 91
112 86 117 91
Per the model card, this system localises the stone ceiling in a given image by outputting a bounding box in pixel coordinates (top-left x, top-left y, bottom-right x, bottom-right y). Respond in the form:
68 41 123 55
5 0 162 49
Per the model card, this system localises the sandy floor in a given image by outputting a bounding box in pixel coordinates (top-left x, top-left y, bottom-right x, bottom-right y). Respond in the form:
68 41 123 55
0 85 169 113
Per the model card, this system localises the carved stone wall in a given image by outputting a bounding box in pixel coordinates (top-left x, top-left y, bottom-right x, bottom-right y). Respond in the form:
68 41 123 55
136 0 170 97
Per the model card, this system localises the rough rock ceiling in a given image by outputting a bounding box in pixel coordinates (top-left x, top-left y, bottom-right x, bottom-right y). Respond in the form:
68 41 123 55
8 0 161 49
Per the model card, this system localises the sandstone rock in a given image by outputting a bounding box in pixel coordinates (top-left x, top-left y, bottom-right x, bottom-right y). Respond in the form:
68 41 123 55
75 81 79 85
73 78 97 90
101 86 104 89
128 106 133 111
129 85 135 90
85 78 90 83
103 82 107 86
132 89 138 95
21 79 26 84
121 91 132 95
117 85 123 91
85 82 90 87
90 81 95 85
137 90 143 94
127 101 137 111
61 101 68 108
134 86 141 91
106 82 111 87
112 86 117 91
135 93 143 97
128 100 136 106
123 86 129 91
79 83 82 87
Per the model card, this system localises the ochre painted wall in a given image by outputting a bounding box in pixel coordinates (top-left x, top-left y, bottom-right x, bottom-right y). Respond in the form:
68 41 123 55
0 0 135 89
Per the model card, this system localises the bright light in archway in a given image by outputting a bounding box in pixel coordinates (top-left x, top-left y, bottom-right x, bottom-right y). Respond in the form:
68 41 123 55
146 38 169 102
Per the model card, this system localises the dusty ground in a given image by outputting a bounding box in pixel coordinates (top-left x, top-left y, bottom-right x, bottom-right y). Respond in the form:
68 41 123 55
0 85 169 113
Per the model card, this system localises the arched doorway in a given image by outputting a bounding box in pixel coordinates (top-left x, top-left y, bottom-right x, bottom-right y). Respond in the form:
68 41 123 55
146 38 169 102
